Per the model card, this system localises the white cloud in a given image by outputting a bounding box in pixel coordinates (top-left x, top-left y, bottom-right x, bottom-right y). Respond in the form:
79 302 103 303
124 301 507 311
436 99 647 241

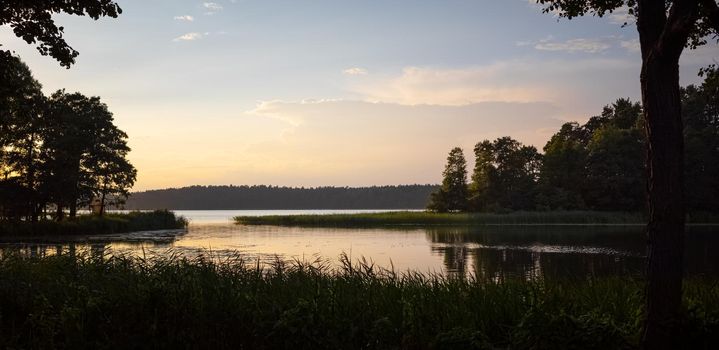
609 6 635 25
347 58 641 121
620 39 640 53
173 15 194 22
343 67 368 76
203 2 223 13
172 32 203 42
534 37 611 53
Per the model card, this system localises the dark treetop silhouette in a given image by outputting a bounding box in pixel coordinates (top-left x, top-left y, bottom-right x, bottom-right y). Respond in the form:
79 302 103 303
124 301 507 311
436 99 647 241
534 1 719 348
0 0 122 67
429 74 719 215
0 56 136 222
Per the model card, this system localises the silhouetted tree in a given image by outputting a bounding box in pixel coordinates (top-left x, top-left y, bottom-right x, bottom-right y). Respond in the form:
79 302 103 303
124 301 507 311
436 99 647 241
535 1 719 346
584 100 645 211
43 90 135 219
0 0 122 68
87 126 137 215
470 137 541 212
0 55 46 221
537 122 588 210
428 147 469 212
683 66 719 212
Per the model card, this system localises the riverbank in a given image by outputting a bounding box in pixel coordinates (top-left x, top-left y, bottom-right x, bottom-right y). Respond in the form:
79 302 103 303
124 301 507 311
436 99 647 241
0 253 716 349
234 211 719 227
0 210 187 236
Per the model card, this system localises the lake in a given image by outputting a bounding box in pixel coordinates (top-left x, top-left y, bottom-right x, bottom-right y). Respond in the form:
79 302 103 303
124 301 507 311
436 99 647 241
2 210 718 279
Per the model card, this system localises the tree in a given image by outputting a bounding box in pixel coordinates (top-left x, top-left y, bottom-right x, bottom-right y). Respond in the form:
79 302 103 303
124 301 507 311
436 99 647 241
682 66 719 212
86 125 137 215
428 147 469 212
535 0 719 347
470 137 541 212
538 122 588 210
0 0 122 68
0 55 46 221
584 100 645 211
43 90 135 219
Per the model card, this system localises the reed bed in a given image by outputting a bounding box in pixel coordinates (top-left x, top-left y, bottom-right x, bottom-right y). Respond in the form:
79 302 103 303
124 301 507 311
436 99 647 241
234 211 652 227
0 253 717 349
0 210 188 236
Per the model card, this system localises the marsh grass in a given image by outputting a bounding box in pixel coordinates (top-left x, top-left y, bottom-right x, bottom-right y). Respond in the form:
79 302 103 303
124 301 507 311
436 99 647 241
0 253 717 349
234 211 651 227
0 210 187 236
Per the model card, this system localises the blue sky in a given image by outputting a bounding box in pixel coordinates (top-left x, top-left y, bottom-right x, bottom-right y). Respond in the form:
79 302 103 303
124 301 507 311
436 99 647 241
1 0 716 190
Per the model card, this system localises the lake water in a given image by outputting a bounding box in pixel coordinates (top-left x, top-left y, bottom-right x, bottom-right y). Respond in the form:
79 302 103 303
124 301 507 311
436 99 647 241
2 210 718 279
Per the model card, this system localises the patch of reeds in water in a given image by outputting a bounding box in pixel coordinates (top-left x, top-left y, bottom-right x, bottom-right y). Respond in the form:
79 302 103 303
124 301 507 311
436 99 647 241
234 211 652 227
0 210 188 236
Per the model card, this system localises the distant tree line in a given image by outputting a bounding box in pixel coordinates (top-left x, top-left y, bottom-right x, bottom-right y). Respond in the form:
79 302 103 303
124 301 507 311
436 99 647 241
429 68 719 213
1 56 136 221
125 185 438 210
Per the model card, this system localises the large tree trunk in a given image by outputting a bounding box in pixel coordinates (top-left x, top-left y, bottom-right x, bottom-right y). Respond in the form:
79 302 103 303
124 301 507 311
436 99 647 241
640 52 686 350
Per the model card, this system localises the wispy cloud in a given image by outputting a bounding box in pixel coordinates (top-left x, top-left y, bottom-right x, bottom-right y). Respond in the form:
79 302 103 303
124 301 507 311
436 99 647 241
203 2 223 14
347 57 640 120
533 37 611 53
173 15 194 22
343 67 368 76
620 39 640 53
173 32 203 42
609 6 635 25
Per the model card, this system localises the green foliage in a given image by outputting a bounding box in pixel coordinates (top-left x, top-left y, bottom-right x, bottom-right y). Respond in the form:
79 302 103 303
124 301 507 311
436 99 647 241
428 147 469 212
683 66 719 212
469 137 541 212
0 0 122 68
539 99 646 211
0 254 717 349
0 210 187 236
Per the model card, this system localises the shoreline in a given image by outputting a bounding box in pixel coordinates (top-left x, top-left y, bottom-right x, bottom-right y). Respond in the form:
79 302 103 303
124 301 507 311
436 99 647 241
0 210 188 237
234 210 719 227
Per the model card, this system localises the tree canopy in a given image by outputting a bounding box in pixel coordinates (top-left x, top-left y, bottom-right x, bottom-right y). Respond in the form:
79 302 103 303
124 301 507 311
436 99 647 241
0 0 122 68
428 147 469 212
0 56 136 221
428 70 718 215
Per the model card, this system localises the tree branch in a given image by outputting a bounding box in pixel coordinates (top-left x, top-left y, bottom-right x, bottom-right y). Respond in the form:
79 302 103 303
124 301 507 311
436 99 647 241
656 0 700 60
701 0 719 32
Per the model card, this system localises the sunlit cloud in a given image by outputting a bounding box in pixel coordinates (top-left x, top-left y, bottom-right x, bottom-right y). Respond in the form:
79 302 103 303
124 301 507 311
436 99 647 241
172 32 203 42
346 57 641 123
173 15 194 22
343 67 368 76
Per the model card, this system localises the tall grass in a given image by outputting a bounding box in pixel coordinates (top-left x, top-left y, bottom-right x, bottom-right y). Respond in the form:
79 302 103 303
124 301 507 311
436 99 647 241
0 210 187 236
0 253 717 349
234 211 652 227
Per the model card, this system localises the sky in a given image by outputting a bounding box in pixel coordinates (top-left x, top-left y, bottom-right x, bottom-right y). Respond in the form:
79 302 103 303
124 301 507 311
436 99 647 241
1 0 716 191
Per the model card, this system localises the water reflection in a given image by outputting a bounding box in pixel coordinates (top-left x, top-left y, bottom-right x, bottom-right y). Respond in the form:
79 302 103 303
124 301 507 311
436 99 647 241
1 224 718 280
426 226 647 279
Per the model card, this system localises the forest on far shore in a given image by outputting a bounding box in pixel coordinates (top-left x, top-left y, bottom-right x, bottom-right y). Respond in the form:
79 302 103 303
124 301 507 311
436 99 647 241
124 185 438 210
